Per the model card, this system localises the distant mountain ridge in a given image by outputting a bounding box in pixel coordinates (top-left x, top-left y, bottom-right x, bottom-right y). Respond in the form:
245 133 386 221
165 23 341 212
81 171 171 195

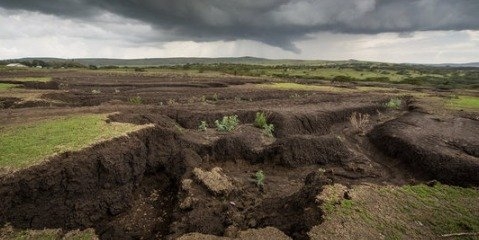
14 57 327 67
432 62 479 68
3 57 479 67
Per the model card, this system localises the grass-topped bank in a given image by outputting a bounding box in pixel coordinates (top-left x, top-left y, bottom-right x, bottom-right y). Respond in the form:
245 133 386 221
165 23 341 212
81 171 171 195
0 83 17 91
8 76 53 82
0 225 97 240
447 95 479 111
312 183 479 239
0 114 151 170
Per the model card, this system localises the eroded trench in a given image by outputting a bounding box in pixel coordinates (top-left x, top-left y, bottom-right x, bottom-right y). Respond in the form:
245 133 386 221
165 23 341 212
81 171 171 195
0 105 398 240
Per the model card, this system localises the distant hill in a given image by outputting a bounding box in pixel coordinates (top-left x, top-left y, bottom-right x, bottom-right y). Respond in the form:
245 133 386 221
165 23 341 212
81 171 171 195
11 57 345 67
432 62 479 68
3 57 478 68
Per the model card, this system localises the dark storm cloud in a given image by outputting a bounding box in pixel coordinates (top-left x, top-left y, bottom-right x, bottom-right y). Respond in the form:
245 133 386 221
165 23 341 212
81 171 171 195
1 0 478 51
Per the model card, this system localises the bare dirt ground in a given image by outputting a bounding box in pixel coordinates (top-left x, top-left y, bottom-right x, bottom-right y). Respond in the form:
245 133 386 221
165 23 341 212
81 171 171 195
0 69 478 239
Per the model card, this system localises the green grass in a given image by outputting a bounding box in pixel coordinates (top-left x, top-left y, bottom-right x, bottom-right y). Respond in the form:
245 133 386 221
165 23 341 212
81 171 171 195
316 184 479 239
0 83 17 91
258 82 400 94
0 225 97 240
447 95 479 110
10 77 52 82
259 82 352 92
0 114 149 169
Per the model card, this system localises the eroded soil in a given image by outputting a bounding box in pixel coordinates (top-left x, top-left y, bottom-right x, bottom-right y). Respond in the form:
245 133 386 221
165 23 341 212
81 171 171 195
0 69 478 239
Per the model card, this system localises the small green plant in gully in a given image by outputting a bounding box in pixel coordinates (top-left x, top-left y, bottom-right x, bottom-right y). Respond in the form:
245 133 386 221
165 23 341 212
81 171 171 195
212 93 219 101
254 112 268 128
215 115 239 132
385 97 402 109
128 95 143 104
198 121 208 131
255 170 265 190
255 112 275 137
262 124 275 137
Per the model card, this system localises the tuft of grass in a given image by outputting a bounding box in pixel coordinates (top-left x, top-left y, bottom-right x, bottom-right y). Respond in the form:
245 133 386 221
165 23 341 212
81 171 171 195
215 115 239 132
0 83 17 91
254 112 274 137
0 114 150 169
254 112 268 128
385 97 402 109
255 170 265 187
447 95 479 110
128 96 143 104
198 121 208 131
349 112 370 135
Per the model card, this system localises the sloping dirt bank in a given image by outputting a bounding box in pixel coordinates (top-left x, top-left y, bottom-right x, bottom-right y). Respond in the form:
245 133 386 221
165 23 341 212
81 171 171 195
0 126 196 239
0 107 386 239
369 112 479 186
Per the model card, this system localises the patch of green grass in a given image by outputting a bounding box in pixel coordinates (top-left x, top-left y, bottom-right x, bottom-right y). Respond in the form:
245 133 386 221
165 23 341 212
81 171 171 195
259 83 352 92
385 97 402 109
0 114 149 169
10 77 52 82
0 83 17 91
0 225 97 240
318 184 479 239
447 95 479 110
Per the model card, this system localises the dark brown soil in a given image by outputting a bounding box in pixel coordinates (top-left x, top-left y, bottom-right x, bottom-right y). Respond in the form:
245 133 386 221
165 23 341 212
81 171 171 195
0 69 477 239
369 112 479 186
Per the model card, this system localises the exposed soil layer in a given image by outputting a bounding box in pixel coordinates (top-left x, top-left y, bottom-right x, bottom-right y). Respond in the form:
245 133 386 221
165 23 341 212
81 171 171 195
0 69 477 239
369 112 479 186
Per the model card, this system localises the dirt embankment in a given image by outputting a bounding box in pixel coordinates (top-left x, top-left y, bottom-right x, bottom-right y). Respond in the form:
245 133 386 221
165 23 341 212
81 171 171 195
0 105 385 240
369 112 479 186
0 125 198 239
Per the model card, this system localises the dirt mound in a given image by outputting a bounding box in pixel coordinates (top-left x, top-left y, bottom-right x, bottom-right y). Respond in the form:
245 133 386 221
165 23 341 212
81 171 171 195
0 97 20 109
270 104 381 138
263 135 351 167
369 112 479 186
193 167 234 196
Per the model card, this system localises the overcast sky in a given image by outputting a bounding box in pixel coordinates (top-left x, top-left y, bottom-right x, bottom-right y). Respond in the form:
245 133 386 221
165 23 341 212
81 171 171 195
0 0 478 63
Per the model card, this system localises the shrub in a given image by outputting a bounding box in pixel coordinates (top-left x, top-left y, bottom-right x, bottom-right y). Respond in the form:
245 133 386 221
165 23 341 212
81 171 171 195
215 115 239 132
254 112 268 128
91 89 101 94
255 170 265 187
128 96 143 104
254 112 274 137
262 124 275 138
349 112 370 134
212 93 219 102
385 98 402 109
198 121 208 131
